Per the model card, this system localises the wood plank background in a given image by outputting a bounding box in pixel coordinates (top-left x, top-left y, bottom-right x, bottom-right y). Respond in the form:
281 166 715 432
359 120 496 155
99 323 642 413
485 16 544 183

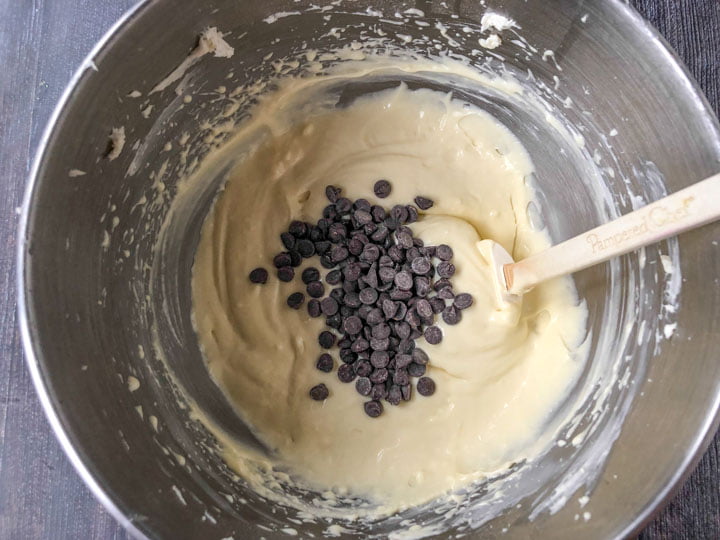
0 0 717 538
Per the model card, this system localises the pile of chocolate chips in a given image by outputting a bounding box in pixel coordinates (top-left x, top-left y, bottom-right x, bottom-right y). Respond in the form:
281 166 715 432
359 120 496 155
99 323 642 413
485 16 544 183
249 180 473 417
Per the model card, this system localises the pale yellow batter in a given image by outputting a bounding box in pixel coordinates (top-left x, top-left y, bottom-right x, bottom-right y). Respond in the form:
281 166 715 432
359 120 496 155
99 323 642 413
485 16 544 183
192 85 588 512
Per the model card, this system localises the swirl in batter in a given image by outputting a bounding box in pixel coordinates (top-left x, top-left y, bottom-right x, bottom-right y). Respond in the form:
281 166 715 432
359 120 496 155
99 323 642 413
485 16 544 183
191 84 588 511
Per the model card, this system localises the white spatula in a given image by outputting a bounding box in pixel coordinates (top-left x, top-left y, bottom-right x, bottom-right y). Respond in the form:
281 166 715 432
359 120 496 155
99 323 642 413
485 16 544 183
480 172 720 305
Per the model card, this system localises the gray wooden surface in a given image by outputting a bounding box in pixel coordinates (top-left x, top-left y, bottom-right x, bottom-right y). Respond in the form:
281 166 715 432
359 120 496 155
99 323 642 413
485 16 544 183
0 0 718 538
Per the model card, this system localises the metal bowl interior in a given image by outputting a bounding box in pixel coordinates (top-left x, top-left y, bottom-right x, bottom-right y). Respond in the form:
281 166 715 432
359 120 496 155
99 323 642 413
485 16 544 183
18 0 720 539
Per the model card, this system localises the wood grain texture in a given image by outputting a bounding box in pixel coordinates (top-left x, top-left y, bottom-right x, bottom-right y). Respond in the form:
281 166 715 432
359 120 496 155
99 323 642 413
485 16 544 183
0 0 717 538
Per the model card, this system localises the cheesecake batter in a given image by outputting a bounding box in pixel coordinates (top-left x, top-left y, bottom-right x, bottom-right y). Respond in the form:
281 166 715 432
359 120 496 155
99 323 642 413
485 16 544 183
192 84 588 512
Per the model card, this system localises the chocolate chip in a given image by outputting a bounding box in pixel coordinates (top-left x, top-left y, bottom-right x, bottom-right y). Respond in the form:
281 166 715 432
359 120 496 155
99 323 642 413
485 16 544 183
296 239 315 258
397 339 415 354
307 299 321 317
307 281 325 298
323 205 338 221
370 337 389 351
373 179 392 198
325 185 341 203
354 198 372 212
387 385 402 406
383 217 398 231
378 266 396 284
309 383 329 400
321 297 339 316
338 363 356 383
340 348 357 364
371 225 389 242
414 196 434 210
410 257 431 275
434 278 452 291
408 362 426 377
396 230 413 249
280 232 295 250
395 321 411 339
289 220 308 238
289 250 302 267
412 348 429 365
382 299 398 319
372 323 391 340
273 252 292 268
335 197 353 213
371 384 387 401
326 313 342 329
355 210 373 226
343 263 362 282
391 205 409 223
316 353 334 372
430 297 446 314
348 237 364 256
355 359 372 377
437 261 456 278
301 267 320 284
436 244 453 261
309 226 324 242
364 400 384 417
424 325 443 345
361 243 380 262
366 308 384 326
395 354 413 369
315 240 331 255
326 269 342 285
356 377 372 396
454 293 474 310
328 222 347 243
379 255 393 267
364 222 378 236
412 299 431 321
406 205 419 223
393 369 410 386
343 292 361 308
249 267 268 284
358 305 374 321
420 246 436 258
359 287 378 305
405 308 420 328
401 384 412 401
351 338 370 353
442 305 462 325
393 302 408 321
320 255 334 269
388 245 404 263
414 276 431 297
406 246 421 262
287 292 304 309
394 271 413 291
343 316 362 335
370 350 389 368
371 205 387 222
417 376 436 396
330 245 349 263
437 286 454 300
369 367 389 383
319 331 336 349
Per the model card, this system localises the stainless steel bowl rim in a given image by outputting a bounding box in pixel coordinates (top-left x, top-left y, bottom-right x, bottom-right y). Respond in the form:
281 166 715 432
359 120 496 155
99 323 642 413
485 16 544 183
17 1 720 539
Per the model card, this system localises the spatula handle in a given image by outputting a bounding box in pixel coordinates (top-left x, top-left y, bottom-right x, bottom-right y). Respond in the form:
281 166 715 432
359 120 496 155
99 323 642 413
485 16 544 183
505 172 720 294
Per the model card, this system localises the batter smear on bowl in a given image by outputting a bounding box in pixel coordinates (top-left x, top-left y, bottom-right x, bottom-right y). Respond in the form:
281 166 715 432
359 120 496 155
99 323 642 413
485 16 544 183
191 84 588 511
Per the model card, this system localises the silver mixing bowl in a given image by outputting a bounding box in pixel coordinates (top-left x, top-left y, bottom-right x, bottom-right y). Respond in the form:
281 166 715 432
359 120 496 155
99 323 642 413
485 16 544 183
18 0 720 538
